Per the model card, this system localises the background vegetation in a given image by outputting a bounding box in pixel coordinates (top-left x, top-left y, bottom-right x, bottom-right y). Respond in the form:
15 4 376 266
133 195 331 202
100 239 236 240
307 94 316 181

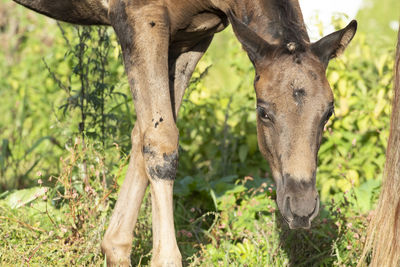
0 0 399 266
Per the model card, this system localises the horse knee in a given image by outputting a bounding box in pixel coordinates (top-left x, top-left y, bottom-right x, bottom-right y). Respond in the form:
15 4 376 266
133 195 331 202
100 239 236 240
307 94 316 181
142 122 179 181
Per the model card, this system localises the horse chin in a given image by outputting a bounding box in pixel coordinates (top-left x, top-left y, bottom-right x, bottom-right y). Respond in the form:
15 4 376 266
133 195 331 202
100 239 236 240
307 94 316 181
287 215 312 230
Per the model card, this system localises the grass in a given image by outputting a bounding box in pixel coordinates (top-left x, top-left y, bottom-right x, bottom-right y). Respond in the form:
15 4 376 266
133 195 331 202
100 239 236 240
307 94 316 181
0 189 370 266
0 141 370 266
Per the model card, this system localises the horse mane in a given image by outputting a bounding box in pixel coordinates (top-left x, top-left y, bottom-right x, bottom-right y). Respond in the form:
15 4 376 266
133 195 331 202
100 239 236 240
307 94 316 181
272 0 309 53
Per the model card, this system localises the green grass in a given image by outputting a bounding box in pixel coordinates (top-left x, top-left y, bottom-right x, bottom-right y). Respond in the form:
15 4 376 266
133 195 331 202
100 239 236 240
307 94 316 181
0 166 369 266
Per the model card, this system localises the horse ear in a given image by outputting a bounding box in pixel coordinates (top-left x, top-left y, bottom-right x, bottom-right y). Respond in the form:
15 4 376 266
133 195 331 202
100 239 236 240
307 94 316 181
311 20 357 67
227 11 276 65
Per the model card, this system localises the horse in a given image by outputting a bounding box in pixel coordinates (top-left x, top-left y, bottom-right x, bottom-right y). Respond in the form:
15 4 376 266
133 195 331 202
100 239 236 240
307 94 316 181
359 25 400 267
11 0 357 266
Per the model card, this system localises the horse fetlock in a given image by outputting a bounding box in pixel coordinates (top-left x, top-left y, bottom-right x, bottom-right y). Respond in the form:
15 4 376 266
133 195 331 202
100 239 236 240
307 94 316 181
151 251 182 267
151 259 182 267
101 237 131 267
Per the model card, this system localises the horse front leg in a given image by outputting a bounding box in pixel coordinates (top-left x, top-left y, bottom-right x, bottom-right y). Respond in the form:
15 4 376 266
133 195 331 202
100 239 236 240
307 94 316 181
147 37 215 265
147 37 215 266
145 36 215 266
101 125 149 266
168 36 214 117
106 1 181 266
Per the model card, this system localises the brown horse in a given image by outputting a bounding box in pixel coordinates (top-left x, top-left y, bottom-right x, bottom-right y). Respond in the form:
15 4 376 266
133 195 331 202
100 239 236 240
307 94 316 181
359 25 400 267
12 0 357 266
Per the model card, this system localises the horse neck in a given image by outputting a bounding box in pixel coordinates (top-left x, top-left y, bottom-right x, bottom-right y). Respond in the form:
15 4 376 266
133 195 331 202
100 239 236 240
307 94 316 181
221 0 310 45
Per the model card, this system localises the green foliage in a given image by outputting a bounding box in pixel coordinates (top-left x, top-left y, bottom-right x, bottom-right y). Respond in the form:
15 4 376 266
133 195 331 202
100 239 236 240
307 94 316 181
317 31 394 202
0 139 120 266
188 177 369 266
0 4 132 189
0 4 67 189
177 28 266 187
48 25 133 147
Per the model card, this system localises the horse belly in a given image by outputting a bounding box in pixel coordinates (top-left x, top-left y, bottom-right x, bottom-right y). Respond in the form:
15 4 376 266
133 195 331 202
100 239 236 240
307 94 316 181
13 0 110 25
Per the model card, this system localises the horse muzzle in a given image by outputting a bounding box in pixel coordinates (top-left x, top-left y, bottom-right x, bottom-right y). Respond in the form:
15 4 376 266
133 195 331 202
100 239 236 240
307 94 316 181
282 194 320 229
276 175 320 229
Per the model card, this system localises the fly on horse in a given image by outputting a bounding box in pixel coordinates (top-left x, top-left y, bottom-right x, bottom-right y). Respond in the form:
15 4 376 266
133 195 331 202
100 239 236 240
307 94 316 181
12 0 357 266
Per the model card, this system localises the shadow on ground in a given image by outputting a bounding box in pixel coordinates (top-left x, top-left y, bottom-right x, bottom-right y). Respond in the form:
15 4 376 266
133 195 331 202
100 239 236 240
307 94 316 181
276 205 340 267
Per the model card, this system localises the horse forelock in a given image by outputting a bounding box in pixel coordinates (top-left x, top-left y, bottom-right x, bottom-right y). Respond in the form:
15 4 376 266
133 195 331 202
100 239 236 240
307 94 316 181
272 0 309 46
240 0 309 57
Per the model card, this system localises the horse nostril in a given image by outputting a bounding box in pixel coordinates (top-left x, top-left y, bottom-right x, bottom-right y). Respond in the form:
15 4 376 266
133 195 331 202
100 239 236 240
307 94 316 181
309 196 320 220
283 196 293 221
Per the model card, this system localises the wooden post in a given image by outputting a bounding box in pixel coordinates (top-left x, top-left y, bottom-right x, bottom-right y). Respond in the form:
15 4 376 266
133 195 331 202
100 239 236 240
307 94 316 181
359 24 400 266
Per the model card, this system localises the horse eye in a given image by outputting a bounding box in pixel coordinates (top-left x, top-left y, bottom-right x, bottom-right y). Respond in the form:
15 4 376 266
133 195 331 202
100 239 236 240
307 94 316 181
324 109 334 123
257 106 271 121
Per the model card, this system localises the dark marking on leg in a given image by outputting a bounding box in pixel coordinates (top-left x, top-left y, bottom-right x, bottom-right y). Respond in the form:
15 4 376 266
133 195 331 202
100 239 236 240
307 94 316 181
147 150 178 180
149 21 156 27
143 145 155 157
155 117 163 128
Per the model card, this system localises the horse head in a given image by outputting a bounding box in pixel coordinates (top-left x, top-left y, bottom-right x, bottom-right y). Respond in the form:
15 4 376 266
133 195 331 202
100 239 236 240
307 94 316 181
228 12 357 229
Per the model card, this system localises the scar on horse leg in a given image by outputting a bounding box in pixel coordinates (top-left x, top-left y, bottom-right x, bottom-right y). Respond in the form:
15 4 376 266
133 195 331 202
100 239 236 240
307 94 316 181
101 126 149 266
